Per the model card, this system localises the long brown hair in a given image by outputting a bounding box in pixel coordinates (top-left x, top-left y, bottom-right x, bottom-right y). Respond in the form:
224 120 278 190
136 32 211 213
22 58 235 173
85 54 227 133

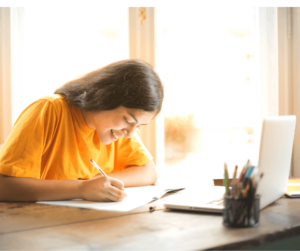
55 59 164 113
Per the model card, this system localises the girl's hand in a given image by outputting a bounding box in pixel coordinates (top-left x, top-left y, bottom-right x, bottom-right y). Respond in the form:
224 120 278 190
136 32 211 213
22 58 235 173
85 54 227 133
80 176 127 202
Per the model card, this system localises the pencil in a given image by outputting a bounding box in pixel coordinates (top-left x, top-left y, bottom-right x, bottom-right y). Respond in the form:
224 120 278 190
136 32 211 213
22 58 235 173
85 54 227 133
236 167 245 185
231 165 238 196
232 165 238 184
224 162 229 196
90 159 107 177
243 183 250 197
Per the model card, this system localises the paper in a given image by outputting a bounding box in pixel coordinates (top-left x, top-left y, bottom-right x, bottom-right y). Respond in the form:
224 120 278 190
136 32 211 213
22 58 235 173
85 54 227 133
37 185 184 212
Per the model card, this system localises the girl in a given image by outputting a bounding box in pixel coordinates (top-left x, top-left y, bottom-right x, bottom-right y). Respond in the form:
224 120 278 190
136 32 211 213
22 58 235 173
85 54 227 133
0 59 163 202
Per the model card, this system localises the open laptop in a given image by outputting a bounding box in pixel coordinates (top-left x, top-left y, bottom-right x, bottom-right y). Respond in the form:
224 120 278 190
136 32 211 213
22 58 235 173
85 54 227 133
164 116 296 213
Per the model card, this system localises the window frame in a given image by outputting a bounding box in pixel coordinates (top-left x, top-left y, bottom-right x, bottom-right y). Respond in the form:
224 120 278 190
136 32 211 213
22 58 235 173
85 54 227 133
129 7 164 168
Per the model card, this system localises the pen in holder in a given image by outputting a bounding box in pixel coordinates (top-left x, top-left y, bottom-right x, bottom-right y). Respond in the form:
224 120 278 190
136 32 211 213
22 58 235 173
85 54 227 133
222 161 262 228
223 194 260 228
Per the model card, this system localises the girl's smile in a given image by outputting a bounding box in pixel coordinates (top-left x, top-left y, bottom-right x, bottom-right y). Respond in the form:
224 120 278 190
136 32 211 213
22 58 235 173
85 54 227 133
81 106 155 145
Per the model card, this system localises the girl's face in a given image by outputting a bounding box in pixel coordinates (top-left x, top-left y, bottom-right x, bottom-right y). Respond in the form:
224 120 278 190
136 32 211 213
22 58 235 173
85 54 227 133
81 106 155 145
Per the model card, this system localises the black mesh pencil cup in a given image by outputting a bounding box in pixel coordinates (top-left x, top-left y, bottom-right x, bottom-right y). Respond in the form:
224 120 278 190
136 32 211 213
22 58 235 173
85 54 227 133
223 194 260 228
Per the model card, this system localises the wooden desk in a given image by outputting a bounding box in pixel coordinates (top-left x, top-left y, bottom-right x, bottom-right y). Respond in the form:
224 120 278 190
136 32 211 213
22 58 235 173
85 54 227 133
1 196 300 250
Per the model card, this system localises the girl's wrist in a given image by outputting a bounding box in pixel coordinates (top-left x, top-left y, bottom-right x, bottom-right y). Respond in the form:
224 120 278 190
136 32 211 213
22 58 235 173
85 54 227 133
77 179 86 199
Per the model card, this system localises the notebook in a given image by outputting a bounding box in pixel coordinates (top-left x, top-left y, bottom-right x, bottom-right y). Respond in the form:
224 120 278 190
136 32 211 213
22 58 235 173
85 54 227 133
164 116 296 213
38 185 184 212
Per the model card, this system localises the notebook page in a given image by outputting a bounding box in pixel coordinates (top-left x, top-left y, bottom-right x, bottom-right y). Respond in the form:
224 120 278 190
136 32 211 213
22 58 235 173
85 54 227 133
37 185 184 212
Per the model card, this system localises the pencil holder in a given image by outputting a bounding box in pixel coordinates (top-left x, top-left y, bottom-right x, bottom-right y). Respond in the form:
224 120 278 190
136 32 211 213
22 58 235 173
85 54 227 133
223 194 260 228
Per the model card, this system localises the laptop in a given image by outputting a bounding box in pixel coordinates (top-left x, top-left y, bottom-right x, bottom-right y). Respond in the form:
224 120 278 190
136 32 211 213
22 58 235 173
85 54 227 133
164 116 296 213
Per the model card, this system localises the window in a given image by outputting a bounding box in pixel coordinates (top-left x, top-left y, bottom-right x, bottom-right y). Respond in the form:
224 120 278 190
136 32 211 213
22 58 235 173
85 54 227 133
156 7 259 184
13 6 129 123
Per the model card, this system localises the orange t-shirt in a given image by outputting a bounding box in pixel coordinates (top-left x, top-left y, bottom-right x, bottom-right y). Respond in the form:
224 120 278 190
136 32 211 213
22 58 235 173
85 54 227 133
0 94 152 180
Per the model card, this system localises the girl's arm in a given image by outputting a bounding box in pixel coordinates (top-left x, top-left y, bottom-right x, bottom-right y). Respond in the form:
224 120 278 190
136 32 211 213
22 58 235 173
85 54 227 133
0 173 126 202
107 160 157 187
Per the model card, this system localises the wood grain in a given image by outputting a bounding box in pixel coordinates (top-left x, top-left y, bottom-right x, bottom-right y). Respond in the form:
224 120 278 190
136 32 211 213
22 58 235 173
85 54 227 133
1 197 300 250
0 199 165 234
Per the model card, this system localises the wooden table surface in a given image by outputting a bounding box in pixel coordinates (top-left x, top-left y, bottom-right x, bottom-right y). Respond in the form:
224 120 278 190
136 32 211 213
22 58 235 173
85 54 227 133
1 195 300 250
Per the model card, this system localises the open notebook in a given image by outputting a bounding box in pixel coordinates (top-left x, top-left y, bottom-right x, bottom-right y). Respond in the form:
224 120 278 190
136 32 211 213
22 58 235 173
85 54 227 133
37 186 184 212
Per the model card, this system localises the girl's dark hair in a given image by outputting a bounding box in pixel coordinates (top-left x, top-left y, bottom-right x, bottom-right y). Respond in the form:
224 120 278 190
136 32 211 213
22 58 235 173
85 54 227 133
55 59 164 114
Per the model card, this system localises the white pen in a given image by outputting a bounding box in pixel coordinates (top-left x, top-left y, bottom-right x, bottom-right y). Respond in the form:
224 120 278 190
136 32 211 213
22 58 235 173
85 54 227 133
90 159 107 177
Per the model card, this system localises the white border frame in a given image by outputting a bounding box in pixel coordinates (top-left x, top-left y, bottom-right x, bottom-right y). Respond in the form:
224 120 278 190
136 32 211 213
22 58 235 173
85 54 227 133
0 7 12 145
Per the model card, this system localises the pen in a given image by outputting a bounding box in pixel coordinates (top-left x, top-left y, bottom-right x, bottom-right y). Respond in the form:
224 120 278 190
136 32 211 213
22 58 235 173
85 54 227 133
245 165 254 178
241 160 251 181
252 172 264 196
90 159 107 177
243 166 255 188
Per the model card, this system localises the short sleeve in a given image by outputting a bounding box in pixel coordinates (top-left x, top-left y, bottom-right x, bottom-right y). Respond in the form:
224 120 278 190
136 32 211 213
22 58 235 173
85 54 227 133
0 100 58 178
113 132 153 172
